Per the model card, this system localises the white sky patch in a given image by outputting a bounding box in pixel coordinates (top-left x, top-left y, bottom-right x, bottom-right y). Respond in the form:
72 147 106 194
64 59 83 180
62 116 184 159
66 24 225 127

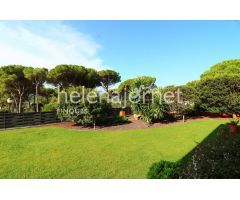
0 21 105 70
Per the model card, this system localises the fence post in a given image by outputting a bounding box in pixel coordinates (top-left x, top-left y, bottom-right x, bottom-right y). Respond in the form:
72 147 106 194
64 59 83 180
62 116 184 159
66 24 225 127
40 112 42 125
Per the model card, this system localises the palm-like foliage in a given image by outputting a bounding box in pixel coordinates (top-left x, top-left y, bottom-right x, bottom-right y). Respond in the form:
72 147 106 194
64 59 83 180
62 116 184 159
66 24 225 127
131 91 169 125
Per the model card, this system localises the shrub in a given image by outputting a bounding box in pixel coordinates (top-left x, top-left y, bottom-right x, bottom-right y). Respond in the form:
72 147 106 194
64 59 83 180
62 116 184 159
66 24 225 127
131 92 169 125
147 160 180 179
161 84 199 118
67 100 113 127
0 107 9 113
111 115 128 124
197 60 240 113
179 125 240 178
41 103 58 112
57 87 130 127
148 125 240 179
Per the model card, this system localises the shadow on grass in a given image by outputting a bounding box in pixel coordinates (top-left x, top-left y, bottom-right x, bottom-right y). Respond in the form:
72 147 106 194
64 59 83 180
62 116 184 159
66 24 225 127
147 123 240 179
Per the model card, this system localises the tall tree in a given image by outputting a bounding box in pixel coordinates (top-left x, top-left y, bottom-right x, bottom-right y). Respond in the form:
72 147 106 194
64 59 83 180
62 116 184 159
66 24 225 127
24 67 48 112
47 65 82 89
118 76 156 93
200 59 240 80
98 70 121 92
85 68 101 88
0 65 32 113
198 77 240 113
39 88 57 103
162 84 198 121
47 65 100 89
198 59 240 113
117 76 156 108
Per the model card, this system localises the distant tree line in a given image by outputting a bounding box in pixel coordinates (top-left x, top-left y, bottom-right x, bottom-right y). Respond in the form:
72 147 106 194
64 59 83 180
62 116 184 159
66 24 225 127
0 59 240 124
158 59 240 115
0 64 121 113
113 59 240 124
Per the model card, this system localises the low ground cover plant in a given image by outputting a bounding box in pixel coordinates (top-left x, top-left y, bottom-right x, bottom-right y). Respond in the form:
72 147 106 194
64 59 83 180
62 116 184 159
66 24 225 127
148 124 240 179
147 160 181 179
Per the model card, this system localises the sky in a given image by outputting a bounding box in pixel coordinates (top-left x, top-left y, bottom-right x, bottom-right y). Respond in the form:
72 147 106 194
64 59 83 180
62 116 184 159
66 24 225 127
1 20 240 87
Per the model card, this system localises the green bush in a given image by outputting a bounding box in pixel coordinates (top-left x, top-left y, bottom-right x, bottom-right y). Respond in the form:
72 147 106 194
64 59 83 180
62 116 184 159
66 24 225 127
67 100 113 127
148 125 240 179
0 107 9 113
111 115 128 124
147 160 180 179
179 125 240 178
197 77 240 113
41 103 58 112
131 92 169 125
197 60 240 113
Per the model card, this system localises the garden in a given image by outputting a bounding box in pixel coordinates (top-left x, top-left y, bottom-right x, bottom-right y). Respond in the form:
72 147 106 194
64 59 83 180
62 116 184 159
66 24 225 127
0 119 228 178
0 59 240 178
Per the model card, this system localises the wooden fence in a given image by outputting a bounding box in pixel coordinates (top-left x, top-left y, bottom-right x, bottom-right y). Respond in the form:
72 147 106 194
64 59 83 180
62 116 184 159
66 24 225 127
0 112 60 129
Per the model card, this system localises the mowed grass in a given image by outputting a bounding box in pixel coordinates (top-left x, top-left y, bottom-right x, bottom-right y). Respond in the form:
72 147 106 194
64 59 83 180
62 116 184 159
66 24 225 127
0 119 226 178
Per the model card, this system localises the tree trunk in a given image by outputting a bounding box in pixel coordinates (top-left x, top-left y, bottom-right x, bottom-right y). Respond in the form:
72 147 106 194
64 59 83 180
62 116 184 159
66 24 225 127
106 75 109 93
11 94 18 113
106 85 108 93
33 94 36 105
14 100 18 113
183 114 185 123
18 96 22 113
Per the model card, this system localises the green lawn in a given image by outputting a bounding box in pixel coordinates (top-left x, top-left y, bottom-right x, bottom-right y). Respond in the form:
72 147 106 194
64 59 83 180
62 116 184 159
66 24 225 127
0 119 226 178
